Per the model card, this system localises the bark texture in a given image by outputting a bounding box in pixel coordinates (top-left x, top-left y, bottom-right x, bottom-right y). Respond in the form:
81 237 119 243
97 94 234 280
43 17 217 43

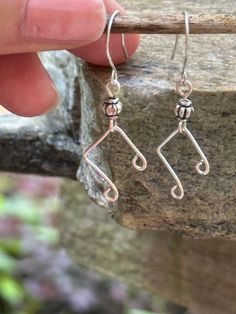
106 14 236 34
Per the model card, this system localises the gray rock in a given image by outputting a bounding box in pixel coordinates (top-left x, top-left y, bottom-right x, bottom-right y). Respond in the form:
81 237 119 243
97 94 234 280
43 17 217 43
60 181 236 314
0 51 81 178
77 0 236 239
0 0 234 239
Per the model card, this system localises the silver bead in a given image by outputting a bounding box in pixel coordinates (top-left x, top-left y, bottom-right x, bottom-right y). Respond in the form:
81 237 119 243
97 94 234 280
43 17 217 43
175 99 194 120
102 97 123 120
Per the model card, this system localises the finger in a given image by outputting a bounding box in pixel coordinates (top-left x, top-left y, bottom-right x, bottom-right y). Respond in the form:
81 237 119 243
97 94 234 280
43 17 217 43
0 0 106 55
70 0 141 66
0 53 59 117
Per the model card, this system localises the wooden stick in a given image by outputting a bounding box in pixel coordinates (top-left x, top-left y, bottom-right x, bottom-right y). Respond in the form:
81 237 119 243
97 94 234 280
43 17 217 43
105 14 236 34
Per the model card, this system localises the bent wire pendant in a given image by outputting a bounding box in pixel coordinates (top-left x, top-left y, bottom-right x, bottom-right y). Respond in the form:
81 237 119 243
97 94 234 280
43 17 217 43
157 11 209 200
82 10 147 203
157 80 210 200
83 97 147 203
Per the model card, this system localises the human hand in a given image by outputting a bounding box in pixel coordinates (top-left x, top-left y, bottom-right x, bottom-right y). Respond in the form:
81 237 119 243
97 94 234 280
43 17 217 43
0 0 140 116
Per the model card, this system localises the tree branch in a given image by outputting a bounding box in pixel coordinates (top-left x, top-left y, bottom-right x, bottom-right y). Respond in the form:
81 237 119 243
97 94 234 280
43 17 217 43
105 14 236 34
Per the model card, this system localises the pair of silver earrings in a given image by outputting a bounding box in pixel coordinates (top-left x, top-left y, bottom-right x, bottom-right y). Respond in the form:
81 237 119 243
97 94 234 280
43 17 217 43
83 11 210 203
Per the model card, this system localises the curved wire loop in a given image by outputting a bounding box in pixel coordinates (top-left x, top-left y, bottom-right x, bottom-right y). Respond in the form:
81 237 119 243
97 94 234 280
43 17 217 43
157 122 210 200
113 124 147 171
157 129 184 200
176 79 193 99
183 126 210 176
83 120 147 203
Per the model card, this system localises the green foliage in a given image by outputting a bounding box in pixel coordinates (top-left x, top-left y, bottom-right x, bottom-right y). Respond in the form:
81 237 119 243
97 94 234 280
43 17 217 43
0 275 24 304
0 252 16 273
0 239 22 256
0 195 44 224
32 225 58 244
0 182 58 313
128 310 160 314
0 176 163 314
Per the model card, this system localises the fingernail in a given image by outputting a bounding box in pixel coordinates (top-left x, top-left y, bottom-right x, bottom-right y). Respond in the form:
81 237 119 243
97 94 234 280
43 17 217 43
23 0 106 44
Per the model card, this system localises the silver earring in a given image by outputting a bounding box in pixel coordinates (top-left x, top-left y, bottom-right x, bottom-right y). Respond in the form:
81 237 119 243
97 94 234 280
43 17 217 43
157 11 210 200
83 10 147 203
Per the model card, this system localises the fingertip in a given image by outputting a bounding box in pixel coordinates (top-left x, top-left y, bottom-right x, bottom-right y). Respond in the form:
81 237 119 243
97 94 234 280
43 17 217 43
13 81 60 117
23 0 107 46
71 33 141 66
0 53 60 117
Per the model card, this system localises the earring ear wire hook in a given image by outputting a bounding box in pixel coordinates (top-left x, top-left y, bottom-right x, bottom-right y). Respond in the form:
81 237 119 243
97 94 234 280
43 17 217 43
83 11 147 203
171 11 189 80
106 10 129 88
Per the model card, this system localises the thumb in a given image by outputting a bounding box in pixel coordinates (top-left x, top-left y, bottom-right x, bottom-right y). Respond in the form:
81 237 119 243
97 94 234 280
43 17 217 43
0 0 106 55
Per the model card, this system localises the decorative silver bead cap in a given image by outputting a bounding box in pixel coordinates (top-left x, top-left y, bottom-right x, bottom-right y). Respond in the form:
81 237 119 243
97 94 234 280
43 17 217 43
175 98 194 120
102 97 123 120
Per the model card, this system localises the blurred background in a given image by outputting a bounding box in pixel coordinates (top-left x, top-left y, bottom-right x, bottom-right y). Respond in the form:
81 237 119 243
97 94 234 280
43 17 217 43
0 173 190 314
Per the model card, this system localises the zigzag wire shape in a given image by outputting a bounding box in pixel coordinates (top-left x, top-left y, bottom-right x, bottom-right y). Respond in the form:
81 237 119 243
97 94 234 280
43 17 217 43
157 122 210 200
83 120 147 203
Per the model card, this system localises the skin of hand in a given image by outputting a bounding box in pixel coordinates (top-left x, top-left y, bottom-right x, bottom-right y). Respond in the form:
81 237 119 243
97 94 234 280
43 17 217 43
0 0 140 117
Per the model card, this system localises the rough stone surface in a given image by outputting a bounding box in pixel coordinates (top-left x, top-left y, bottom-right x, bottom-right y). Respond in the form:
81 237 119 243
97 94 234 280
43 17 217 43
0 0 234 309
0 1 234 239
60 180 236 314
78 0 236 238
0 51 81 178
